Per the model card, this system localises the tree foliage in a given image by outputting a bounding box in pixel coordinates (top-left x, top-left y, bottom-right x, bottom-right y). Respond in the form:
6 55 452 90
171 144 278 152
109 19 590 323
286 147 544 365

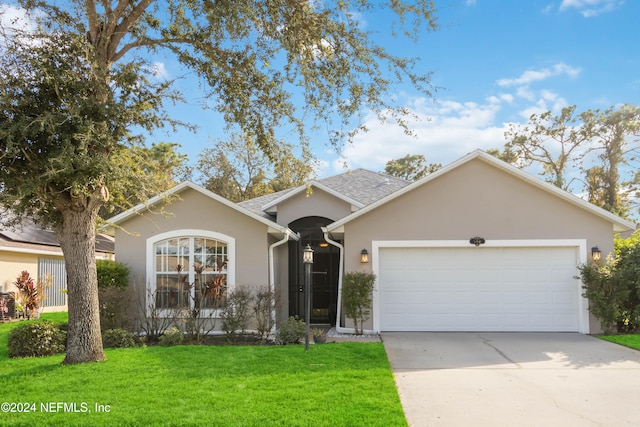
383 154 441 181
198 133 315 202
0 0 438 363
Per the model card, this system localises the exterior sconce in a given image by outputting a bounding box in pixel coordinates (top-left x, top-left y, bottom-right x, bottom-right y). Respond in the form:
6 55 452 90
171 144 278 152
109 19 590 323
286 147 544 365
469 236 486 247
360 249 369 263
591 246 601 262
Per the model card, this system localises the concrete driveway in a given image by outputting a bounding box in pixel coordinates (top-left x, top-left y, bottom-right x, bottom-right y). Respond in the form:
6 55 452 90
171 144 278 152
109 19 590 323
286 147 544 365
382 333 640 426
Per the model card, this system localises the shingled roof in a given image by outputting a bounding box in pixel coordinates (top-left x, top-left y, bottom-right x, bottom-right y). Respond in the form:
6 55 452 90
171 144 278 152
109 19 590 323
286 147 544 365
239 168 409 218
0 220 114 253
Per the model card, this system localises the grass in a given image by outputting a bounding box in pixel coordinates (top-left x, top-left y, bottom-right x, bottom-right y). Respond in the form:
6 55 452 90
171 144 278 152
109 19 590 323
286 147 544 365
0 314 407 426
599 334 640 351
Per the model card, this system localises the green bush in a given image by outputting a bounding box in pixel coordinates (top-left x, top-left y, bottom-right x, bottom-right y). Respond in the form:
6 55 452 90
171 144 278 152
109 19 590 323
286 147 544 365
276 317 305 345
8 321 67 358
102 328 136 348
580 232 640 334
96 260 130 289
342 271 376 335
159 327 184 346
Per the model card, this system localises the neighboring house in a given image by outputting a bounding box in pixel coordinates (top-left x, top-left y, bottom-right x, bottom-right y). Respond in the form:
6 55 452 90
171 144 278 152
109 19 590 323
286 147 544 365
109 150 635 334
0 220 114 313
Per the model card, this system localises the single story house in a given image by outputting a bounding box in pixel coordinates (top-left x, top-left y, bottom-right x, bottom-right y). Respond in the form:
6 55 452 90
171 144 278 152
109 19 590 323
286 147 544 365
0 219 114 313
109 150 635 334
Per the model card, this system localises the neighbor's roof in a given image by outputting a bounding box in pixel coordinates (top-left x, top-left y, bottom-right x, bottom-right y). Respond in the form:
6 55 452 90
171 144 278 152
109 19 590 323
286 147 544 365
326 149 637 234
0 220 114 253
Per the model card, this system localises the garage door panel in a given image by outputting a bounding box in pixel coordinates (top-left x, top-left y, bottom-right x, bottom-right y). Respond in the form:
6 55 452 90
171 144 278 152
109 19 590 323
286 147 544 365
379 246 579 332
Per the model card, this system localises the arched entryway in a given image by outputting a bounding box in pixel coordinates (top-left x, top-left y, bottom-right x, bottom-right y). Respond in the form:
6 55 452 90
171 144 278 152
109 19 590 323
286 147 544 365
288 216 340 325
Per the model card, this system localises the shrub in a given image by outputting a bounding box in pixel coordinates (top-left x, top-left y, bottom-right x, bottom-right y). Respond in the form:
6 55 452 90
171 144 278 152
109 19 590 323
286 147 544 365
13 271 42 319
8 321 67 358
580 232 640 334
342 272 376 335
579 261 623 335
159 327 184 346
253 285 277 342
96 260 130 289
102 328 136 348
221 286 253 342
99 287 133 331
276 316 305 345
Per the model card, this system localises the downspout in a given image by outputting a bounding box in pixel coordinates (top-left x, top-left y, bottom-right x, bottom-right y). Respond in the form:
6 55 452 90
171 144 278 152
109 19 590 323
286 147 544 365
269 230 297 333
322 227 349 333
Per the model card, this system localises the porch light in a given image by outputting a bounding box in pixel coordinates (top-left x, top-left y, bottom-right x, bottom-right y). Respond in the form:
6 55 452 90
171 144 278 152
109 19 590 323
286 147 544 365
591 246 602 262
303 244 314 264
360 249 369 263
303 244 313 351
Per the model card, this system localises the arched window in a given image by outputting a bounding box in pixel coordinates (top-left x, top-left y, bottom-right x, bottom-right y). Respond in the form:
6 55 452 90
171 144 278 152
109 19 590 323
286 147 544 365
147 230 235 313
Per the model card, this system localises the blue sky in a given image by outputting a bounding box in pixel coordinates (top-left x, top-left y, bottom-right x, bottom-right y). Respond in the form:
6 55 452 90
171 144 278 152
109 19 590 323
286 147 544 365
2 0 638 182
158 0 639 180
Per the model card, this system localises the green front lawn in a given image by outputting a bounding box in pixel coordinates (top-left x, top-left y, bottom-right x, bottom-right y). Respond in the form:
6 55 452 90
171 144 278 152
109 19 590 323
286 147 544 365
599 334 640 351
0 314 406 426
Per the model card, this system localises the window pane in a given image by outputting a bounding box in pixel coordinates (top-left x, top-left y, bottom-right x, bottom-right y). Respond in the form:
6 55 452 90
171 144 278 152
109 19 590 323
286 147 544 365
155 274 189 308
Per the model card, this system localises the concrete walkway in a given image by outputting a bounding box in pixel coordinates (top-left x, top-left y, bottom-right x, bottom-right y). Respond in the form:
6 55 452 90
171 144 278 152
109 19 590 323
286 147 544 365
382 332 640 426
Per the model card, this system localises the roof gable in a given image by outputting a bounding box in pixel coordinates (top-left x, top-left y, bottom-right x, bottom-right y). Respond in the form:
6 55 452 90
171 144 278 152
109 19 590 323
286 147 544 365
256 169 409 214
326 150 636 233
107 181 297 238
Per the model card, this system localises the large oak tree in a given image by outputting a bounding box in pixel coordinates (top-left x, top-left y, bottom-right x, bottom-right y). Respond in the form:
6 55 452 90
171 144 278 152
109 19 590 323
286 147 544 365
0 1 438 363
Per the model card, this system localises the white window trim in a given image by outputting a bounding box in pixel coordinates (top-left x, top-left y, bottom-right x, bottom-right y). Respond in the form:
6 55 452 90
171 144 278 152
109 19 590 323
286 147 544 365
371 239 589 334
146 229 236 317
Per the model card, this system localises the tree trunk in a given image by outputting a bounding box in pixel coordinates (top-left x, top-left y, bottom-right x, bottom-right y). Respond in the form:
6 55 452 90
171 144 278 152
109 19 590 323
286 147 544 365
55 192 106 364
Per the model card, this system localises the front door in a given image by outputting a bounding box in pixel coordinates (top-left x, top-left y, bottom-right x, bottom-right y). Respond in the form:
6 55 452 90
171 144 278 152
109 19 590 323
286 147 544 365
288 217 339 325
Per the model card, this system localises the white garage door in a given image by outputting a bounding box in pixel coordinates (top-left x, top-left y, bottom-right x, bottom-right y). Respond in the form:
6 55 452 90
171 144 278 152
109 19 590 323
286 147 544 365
378 246 580 332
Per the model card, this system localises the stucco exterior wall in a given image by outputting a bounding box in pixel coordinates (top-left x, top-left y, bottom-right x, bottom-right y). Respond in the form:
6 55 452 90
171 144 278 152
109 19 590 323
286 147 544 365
275 188 353 227
115 188 274 327
339 158 621 333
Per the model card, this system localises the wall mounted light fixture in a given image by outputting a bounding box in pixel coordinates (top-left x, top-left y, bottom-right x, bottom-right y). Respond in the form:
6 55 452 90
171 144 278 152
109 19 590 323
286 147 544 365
469 236 486 247
360 249 369 263
591 246 602 262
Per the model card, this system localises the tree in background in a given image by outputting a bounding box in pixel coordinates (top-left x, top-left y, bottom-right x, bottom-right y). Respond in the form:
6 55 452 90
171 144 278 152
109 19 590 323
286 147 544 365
198 134 315 202
383 154 441 181
0 1 438 363
504 106 590 191
501 104 640 218
580 104 640 218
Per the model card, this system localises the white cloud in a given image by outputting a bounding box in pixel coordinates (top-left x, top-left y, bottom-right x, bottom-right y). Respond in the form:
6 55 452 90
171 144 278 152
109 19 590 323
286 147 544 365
497 63 581 87
559 0 622 17
327 98 507 174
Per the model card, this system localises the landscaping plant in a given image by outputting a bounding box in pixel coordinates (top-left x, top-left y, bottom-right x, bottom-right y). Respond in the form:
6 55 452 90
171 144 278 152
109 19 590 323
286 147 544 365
253 285 278 343
276 316 306 345
579 231 640 334
13 271 41 319
221 286 253 342
342 272 376 335
8 320 67 358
